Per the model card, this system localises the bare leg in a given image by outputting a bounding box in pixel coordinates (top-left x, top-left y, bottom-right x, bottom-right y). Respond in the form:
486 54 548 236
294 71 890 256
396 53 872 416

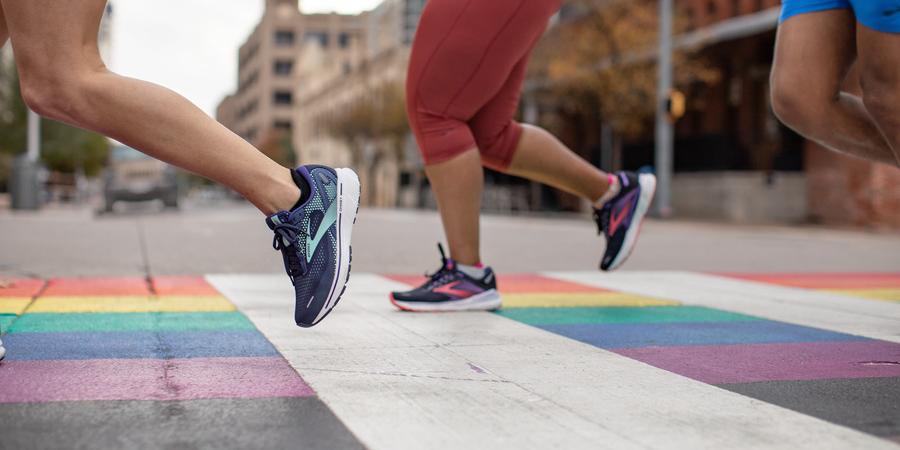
505 124 611 202
424 149 484 266
857 24 900 164
770 10 898 166
2 0 300 214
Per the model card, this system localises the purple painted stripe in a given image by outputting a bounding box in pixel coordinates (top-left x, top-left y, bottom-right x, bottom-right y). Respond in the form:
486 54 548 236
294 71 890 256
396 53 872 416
615 340 900 384
0 357 315 403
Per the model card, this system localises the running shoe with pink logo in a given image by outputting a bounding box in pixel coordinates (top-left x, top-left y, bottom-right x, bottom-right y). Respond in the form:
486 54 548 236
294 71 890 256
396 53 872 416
390 244 501 312
595 171 657 271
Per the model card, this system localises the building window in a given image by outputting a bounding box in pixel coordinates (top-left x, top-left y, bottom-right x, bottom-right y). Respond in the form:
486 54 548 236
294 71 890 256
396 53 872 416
338 32 351 48
274 60 294 76
274 120 293 132
304 31 329 47
274 30 295 46
273 91 293 106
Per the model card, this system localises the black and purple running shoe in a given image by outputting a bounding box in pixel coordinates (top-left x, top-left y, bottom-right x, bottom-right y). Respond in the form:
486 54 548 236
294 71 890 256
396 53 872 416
390 244 501 312
594 171 657 271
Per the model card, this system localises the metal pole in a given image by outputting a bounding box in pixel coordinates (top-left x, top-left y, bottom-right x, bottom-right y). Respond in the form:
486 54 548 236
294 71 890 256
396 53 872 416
654 0 674 217
26 109 40 162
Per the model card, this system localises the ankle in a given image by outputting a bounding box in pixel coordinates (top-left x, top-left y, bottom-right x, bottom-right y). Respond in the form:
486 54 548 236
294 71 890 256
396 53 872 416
593 173 620 208
258 170 301 215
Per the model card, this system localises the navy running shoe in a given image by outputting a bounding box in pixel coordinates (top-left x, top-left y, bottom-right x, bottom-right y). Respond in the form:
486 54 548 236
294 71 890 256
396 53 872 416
267 165 360 327
390 244 501 312
594 171 656 271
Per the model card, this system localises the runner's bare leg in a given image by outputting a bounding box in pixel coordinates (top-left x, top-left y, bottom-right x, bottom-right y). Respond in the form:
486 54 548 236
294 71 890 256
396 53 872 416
857 24 900 163
1 0 300 214
770 10 898 166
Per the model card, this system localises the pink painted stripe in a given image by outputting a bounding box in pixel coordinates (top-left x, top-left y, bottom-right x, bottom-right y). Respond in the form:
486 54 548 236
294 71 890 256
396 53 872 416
616 340 900 384
0 357 315 403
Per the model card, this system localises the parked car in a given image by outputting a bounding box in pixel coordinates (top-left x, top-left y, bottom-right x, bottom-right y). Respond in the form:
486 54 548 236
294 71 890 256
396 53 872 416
103 144 178 212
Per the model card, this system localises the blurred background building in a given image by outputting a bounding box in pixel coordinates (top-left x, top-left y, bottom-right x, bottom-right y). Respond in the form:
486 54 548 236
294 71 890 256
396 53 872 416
217 0 899 228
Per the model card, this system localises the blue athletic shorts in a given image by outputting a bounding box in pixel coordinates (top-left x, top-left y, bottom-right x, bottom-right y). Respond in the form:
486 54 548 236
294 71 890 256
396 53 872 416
780 0 900 33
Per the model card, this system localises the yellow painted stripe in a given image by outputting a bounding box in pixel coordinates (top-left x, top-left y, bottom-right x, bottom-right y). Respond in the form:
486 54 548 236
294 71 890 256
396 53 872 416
825 289 900 302
0 297 32 315
503 293 678 308
28 296 236 313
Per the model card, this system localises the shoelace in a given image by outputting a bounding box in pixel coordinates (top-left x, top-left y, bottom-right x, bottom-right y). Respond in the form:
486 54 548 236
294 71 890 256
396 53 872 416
593 204 612 237
271 222 309 282
422 243 459 289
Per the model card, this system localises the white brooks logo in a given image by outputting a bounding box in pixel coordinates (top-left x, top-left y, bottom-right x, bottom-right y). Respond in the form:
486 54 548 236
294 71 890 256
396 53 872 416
307 296 315 308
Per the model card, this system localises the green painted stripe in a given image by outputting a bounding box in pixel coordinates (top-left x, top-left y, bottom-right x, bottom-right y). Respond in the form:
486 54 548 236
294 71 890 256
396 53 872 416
0 314 16 333
8 312 255 334
495 306 759 325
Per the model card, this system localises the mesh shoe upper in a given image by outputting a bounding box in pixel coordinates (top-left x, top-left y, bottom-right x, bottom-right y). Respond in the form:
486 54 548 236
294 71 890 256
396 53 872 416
267 165 341 326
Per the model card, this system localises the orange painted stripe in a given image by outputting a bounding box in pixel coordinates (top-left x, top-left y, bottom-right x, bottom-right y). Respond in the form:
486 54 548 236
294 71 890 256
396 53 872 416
385 273 610 293
151 276 221 296
718 273 900 289
0 279 43 298
41 277 151 296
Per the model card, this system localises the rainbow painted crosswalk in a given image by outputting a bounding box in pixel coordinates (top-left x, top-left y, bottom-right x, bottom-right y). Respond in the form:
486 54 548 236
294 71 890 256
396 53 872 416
2 272 900 449
721 273 900 302
0 277 311 403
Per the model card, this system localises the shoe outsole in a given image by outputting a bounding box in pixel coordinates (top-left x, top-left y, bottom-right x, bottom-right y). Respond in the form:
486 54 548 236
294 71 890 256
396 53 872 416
305 172 361 328
389 290 503 313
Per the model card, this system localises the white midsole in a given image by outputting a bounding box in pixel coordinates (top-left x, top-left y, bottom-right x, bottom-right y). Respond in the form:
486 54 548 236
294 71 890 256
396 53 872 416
393 289 503 312
314 168 360 324
607 173 657 271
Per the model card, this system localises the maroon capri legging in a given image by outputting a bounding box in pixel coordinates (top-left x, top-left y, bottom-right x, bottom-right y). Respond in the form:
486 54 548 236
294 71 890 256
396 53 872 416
406 0 562 170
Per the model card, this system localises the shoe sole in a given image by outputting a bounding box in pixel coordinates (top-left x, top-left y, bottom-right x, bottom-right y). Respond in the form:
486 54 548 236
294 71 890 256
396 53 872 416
390 289 502 312
604 173 657 272
305 168 361 327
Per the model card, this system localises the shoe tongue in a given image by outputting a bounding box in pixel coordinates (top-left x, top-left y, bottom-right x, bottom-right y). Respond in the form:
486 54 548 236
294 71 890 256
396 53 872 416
265 211 291 230
444 258 457 271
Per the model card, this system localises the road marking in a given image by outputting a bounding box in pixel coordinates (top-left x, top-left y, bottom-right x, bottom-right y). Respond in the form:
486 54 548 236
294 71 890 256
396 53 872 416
209 273 895 450
549 271 900 344
27 295 235 313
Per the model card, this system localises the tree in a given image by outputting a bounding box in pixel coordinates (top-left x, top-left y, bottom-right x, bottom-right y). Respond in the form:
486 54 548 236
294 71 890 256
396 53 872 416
530 0 719 138
0 56 109 188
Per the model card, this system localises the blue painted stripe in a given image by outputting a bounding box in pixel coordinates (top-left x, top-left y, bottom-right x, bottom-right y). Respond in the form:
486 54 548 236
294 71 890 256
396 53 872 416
538 320 868 349
3 330 278 360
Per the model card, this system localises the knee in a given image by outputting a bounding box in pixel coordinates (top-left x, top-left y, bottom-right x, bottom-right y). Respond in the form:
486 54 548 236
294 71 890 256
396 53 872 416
19 66 93 124
770 73 824 133
472 122 522 171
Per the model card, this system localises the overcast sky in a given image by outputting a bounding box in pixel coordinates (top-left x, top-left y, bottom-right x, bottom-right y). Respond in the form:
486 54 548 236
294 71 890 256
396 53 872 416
110 0 381 116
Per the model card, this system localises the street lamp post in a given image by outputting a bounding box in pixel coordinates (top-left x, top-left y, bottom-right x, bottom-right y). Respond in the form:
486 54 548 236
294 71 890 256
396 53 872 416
654 0 674 217
11 109 42 210
27 109 40 162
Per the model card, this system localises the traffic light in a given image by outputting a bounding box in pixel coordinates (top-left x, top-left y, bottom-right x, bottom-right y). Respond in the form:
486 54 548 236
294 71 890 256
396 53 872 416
666 89 686 122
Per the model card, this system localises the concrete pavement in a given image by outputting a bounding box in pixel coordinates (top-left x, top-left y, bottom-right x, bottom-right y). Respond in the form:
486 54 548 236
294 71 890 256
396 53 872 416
1 203 898 277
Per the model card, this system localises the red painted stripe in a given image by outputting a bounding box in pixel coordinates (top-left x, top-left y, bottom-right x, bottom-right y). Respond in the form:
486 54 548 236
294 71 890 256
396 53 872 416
42 277 152 296
717 273 900 289
0 357 314 403
385 273 610 293
616 340 900 384
0 278 43 297
151 276 221 296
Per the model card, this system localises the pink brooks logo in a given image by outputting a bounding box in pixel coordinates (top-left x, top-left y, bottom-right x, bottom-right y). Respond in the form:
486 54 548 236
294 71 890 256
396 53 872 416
608 191 638 235
433 282 473 299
